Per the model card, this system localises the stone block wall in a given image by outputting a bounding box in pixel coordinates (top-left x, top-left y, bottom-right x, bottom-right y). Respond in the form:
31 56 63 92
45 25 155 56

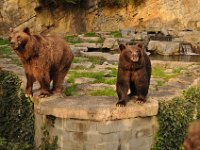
48 117 157 150
34 96 158 150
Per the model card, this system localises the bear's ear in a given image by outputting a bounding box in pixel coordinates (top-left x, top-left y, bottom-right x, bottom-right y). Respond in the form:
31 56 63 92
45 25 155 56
119 44 126 51
23 27 31 35
136 42 143 49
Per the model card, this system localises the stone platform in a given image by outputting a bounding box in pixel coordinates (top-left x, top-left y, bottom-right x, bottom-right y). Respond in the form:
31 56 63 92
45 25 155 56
35 95 158 121
35 95 158 150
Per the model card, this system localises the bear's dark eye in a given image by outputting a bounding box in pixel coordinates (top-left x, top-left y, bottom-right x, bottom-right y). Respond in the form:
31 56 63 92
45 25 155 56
17 36 22 41
127 50 132 54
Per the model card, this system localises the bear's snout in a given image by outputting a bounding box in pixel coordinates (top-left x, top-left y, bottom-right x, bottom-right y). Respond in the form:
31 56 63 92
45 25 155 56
10 41 19 50
131 51 139 62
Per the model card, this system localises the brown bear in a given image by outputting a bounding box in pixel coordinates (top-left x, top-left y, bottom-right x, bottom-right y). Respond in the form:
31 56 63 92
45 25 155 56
184 121 200 150
9 27 74 97
116 43 151 106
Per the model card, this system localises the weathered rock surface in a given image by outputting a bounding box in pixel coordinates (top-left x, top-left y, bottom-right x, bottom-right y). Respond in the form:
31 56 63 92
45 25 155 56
148 41 180 55
1 0 200 37
35 95 158 121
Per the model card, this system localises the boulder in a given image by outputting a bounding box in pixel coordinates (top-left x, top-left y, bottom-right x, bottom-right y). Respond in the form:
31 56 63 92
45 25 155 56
148 41 180 55
102 38 119 50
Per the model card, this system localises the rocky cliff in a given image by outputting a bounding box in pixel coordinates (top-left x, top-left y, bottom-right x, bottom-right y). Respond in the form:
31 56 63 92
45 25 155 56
1 0 200 37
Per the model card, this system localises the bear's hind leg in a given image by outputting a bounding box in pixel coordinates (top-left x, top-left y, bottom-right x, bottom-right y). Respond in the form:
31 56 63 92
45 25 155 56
38 73 51 98
52 68 68 94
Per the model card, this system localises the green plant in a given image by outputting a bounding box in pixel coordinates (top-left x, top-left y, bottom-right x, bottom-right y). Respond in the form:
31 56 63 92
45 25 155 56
153 86 200 150
0 137 32 150
89 88 116 96
38 126 59 150
0 70 34 149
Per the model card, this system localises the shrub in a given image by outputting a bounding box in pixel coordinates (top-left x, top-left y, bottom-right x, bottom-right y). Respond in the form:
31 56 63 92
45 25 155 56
153 86 200 150
0 70 34 149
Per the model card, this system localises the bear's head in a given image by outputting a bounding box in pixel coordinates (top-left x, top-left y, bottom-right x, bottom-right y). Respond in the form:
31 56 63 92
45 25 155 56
119 43 144 63
9 27 31 51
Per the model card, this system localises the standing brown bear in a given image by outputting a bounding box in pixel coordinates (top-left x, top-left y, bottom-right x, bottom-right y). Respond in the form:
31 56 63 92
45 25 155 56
116 43 151 106
9 27 74 97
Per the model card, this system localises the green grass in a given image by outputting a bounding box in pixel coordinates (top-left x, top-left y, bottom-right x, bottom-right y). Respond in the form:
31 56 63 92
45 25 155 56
0 47 22 66
103 78 116 85
110 31 122 38
84 32 97 37
64 35 82 44
0 46 12 56
67 70 117 85
152 66 183 81
106 68 117 77
65 84 78 96
0 39 9 45
156 80 165 87
67 71 105 83
89 88 116 96
172 67 184 74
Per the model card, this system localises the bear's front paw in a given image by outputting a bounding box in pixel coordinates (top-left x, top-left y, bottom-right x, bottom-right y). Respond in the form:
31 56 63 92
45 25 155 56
135 98 146 104
116 100 126 107
38 92 51 98
25 94 33 98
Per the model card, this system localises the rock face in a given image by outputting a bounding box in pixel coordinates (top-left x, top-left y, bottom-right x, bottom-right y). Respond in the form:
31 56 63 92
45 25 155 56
0 0 87 37
148 41 180 55
1 0 200 37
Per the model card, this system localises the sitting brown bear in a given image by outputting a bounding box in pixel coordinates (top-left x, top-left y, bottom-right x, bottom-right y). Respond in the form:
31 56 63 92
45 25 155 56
116 43 151 106
9 27 74 97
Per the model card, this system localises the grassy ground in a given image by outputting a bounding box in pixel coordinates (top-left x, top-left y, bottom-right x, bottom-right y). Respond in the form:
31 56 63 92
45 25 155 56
0 39 22 66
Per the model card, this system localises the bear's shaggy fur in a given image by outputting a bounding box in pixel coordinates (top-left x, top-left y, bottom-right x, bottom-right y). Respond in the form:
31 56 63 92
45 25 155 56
184 121 200 150
9 27 74 97
116 43 151 106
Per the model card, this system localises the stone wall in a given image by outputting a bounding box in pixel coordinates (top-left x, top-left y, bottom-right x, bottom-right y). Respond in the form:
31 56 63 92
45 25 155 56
35 95 158 150
0 0 87 37
86 0 200 32
1 0 200 37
